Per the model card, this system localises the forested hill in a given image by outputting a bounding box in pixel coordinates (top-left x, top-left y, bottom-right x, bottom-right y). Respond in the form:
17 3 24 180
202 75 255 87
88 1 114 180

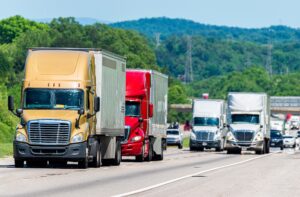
111 17 300 43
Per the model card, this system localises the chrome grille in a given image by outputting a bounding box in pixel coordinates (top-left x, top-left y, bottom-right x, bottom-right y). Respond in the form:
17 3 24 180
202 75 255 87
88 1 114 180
28 120 71 145
233 130 254 142
195 131 215 141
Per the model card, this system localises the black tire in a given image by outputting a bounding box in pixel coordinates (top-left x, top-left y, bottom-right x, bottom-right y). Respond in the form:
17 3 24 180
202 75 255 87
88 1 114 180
90 140 101 168
112 139 121 166
15 159 24 168
198 147 204 151
78 157 88 169
265 140 270 154
215 147 221 152
155 141 164 161
136 144 145 162
227 150 233 154
178 144 183 149
280 146 284 150
145 142 153 162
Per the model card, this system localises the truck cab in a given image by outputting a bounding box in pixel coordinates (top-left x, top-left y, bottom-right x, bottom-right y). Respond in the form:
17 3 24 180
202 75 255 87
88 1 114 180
190 99 226 151
121 70 168 162
225 92 270 154
9 48 126 168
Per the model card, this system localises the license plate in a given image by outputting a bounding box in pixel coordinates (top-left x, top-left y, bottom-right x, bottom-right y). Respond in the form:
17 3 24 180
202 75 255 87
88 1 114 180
242 147 247 151
271 143 275 146
202 142 207 146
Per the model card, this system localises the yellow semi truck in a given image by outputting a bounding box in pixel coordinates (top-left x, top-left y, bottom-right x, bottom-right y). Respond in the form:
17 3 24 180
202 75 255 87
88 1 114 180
8 48 126 168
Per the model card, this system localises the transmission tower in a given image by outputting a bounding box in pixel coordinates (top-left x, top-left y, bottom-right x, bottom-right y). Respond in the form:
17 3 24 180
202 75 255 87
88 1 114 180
265 43 273 76
155 33 161 48
184 35 193 83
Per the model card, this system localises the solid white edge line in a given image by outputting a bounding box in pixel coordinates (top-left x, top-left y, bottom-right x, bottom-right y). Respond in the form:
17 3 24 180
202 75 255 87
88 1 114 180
113 151 280 197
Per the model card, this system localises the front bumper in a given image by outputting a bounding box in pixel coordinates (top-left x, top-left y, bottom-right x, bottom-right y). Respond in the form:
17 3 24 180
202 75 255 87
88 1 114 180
225 140 263 151
167 138 182 145
14 141 87 161
190 139 221 148
121 141 143 156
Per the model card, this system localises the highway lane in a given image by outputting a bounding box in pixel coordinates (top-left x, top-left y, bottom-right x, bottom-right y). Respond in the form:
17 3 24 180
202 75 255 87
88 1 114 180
0 147 293 197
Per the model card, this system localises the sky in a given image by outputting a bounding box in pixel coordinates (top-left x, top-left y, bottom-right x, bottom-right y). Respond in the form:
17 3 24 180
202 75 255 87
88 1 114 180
0 0 300 28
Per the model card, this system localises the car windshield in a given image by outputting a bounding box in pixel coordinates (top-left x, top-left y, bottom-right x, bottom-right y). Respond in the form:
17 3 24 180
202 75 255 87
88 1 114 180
24 88 84 110
193 117 219 126
167 130 179 135
231 114 259 124
125 101 140 117
271 130 282 138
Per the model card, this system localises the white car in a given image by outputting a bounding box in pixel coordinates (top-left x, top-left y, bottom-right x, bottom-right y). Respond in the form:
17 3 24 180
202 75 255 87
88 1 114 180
283 135 296 148
166 129 183 149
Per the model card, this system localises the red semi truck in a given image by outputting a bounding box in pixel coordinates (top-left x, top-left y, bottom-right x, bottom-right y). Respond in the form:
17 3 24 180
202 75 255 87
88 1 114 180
121 69 168 161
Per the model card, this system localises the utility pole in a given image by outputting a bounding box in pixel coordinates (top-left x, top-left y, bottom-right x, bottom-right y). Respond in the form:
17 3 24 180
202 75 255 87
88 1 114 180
155 33 161 48
184 35 193 83
265 29 273 77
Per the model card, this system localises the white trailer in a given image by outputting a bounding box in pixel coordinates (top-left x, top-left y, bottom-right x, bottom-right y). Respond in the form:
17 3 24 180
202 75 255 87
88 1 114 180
190 99 227 151
149 70 168 156
225 92 270 154
94 51 126 163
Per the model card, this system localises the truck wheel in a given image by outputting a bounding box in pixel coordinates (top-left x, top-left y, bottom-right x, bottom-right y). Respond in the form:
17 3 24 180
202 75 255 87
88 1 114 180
280 146 284 150
265 140 270 154
198 147 204 151
155 142 164 161
227 150 233 154
15 159 24 168
145 142 153 161
90 140 101 168
178 144 183 149
136 144 145 162
112 139 121 166
190 145 195 151
78 157 88 169
215 147 221 152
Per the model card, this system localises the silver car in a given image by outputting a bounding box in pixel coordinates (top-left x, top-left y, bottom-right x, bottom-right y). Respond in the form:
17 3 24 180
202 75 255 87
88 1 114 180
283 135 296 148
166 129 183 149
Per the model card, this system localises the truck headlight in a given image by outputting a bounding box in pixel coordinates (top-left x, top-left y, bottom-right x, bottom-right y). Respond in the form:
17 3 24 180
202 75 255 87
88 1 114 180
254 132 263 141
71 133 84 143
131 136 142 142
190 131 196 140
16 133 27 142
226 132 235 141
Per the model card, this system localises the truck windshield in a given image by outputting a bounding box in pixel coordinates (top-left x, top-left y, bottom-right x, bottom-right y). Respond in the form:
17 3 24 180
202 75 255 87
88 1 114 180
193 117 219 126
125 101 140 117
167 130 179 135
24 88 84 110
231 114 259 124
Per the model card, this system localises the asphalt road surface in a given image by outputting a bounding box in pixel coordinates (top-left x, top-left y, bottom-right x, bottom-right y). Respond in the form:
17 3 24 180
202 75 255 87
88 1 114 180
0 146 299 197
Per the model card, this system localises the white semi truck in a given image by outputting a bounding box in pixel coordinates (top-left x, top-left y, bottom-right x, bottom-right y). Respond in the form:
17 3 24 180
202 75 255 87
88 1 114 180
225 92 270 154
190 99 227 151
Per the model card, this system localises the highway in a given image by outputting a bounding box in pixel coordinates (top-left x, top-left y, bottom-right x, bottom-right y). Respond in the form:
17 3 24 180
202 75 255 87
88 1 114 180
0 145 300 197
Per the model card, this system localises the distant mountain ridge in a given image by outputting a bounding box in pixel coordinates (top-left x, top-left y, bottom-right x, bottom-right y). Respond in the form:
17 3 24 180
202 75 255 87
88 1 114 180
111 17 300 43
34 17 110 25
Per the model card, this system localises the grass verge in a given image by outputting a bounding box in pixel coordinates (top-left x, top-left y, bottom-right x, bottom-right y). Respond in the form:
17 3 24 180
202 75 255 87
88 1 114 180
0 143 13 158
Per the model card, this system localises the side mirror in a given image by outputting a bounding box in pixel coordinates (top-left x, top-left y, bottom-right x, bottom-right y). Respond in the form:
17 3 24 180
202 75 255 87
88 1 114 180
78 108 85 115
8 96 14 111
138 117 144 123
94 96 100 112
149 103 153 118
16 109 23 117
